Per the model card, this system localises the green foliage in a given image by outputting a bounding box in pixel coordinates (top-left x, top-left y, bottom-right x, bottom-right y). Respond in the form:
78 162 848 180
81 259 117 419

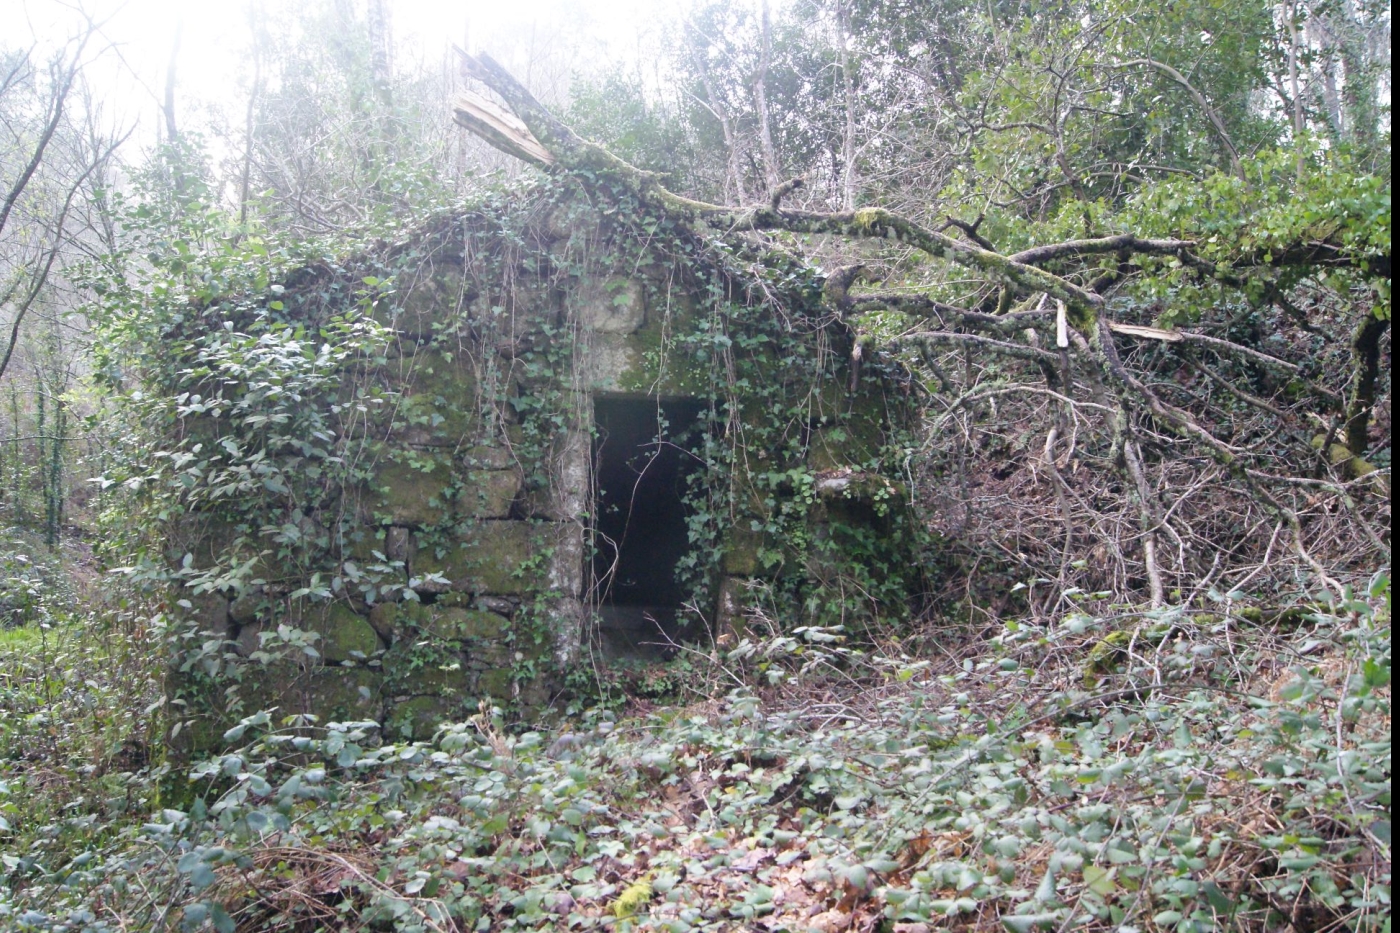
79 147 492 734
0 535 74 630
1124 148 1391 321
566 69 694 183
0 614 160 906
1 580 1386 931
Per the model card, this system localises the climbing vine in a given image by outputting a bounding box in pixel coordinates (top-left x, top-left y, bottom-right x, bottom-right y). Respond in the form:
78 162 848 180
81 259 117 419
87 164 928 748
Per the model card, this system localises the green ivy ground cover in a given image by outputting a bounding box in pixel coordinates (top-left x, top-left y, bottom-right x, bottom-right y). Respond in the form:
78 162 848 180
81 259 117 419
0 576 1389 932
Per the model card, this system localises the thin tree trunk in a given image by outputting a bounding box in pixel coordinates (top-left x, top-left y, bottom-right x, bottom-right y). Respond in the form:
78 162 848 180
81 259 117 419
835 0 857 211
753 0 781 196
47 395 64 548
163 19 182 144
368 0 394 107
1344 314 1388 459
1337 26 1375 152
695 50 747 206
34 374 45 539
8 387 20 524
1287 3 1304 180
239 4 263 228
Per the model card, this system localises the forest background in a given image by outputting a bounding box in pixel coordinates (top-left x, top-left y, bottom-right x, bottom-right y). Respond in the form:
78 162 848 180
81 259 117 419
0 0 1390 930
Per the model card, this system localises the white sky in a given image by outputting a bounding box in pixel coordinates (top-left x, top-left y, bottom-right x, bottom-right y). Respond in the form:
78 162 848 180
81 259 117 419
7 0 714 150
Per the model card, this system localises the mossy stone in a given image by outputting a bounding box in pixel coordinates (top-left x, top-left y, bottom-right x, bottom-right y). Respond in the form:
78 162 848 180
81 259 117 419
228 589 268 625
522 428 590 521
609 316 711 396
722 524 774 575
233 659 311 719
307 667 383 723
368 453 455 527
459 609 510 640
462 444 515 470
303 602 382 663
368 600 403 643
374 262 470 339
370 350 481 445
807 393 888 472
412 523 530 594
516 680 553 711
399 659 472 697
352 524 411 563
182 592 232 637
386 695 459 741
577 276 646 333
543 199 601 242
476 667 514 700
715 576 755 640
412 522 582 596
234 622 264 657
475 283 559 355
458 470 522 518
391 602 510 642
171 514 286 585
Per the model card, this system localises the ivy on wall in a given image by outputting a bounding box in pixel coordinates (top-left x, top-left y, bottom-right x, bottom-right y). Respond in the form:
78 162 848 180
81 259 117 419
89 169 930 747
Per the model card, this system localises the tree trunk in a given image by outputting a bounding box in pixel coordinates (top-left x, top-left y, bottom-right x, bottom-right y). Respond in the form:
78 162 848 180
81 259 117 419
239 3 263 228
835 0 857 211
163 19 183 144
693 43 748 206
753 0 781 197
368 0 394 107
1344 314 1388 459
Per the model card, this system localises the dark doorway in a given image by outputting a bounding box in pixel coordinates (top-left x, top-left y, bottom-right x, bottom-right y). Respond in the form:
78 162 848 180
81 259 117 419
592 397 704 658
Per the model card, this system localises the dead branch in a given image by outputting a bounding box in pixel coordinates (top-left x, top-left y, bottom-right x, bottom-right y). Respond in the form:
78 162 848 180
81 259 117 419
1011 234 1193 266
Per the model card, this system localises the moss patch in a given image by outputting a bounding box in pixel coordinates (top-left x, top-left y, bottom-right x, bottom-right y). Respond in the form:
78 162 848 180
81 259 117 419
367 453 455 527
412 522 582 596
313 603 383 663
386 695 459 741
457 470 522 518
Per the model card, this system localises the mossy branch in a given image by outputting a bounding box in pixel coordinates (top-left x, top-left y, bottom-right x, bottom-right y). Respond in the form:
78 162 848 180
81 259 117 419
449 51 1212 321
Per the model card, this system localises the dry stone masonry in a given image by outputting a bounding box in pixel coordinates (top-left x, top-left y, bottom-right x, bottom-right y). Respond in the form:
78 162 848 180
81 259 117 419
167 186 920 744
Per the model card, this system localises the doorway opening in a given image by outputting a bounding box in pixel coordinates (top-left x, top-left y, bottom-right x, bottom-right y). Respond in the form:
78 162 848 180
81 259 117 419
592 397 705 659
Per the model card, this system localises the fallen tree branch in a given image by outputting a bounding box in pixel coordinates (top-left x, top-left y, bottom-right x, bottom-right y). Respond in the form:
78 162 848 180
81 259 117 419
846 292 1052 336
1010 234 1194 266
451 89 553 168
452 50 1106 312
448 50 1378 592
905 330 1062 365
1174 331 1343 409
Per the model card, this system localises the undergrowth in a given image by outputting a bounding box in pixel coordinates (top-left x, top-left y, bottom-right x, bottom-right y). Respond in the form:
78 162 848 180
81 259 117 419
0 573 1390 933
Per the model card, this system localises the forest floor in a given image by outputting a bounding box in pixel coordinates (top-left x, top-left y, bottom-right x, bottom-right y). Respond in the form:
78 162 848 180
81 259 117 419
0 577 1391 932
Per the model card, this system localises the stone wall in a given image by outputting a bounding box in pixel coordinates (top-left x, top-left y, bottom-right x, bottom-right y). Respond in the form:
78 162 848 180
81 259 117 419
167 190 918 744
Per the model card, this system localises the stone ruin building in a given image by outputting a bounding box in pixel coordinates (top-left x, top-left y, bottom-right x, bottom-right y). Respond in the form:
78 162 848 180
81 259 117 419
167 185 922 743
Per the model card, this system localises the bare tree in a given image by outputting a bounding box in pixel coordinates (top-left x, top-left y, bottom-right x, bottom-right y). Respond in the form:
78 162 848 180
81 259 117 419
0 16 126 383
